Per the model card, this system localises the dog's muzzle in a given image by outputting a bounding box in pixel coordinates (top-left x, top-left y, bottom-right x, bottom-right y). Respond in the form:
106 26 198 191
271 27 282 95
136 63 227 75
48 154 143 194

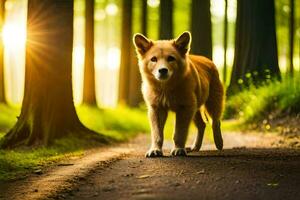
156 67 169 80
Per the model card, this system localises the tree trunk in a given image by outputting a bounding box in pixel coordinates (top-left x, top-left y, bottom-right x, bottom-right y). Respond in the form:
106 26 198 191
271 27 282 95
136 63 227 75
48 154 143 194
159 0 173 40
0 0 5 103
118 0 132 105
229 0 280 93
1 0 105 148
126 0 147 107
190 0 212 59
82 0 96 105
141 0 147 36
223 0 228 84
288 0 294 77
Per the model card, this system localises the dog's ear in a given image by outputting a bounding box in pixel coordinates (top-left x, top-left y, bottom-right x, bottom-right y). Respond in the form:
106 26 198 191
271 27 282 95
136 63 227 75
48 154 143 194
133 33 153 56
174 31 191 55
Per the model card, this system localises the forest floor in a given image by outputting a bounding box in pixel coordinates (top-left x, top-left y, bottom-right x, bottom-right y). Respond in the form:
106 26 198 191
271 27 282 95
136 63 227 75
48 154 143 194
1 128 300 200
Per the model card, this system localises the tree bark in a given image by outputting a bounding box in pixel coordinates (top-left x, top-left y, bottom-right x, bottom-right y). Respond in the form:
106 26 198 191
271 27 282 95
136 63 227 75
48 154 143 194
190 0 212 59
159 0 173 40
0 0 5 103
223 0 228 84
128 50 143 107
126 0 148 107
288 0 294 77
82 0 96 105
1 0 105 148
229 0 280 93
118 0 132 105
141 0 147 36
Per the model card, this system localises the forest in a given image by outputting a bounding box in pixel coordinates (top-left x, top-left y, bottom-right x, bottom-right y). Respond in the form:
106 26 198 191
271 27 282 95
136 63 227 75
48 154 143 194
0 0 300 199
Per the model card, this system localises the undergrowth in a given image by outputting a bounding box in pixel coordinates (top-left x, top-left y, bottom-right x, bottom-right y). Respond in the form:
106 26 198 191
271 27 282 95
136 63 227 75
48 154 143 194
224 73 300 123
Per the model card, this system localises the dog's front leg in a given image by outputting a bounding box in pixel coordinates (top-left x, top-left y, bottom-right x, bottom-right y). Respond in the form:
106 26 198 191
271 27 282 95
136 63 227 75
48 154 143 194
146 105 168 157
171 106 195 156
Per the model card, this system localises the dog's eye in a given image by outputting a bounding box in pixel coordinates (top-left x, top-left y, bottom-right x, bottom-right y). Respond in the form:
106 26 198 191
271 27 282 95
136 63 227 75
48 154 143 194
150 56 157 62
167 56 176 62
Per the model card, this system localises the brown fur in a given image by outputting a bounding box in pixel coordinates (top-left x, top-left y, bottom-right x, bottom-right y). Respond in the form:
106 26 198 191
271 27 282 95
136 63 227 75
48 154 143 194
133 32 224 157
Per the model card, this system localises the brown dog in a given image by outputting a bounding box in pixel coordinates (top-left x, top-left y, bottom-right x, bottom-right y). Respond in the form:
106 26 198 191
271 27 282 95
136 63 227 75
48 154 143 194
133 32 224 157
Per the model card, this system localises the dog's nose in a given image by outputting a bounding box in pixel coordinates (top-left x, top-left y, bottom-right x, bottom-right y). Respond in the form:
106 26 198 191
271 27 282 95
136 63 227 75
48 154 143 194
158 68 168 75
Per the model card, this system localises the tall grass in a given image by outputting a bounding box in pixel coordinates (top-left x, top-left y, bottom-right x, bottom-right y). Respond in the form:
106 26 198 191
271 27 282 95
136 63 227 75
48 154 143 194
224 73 300 122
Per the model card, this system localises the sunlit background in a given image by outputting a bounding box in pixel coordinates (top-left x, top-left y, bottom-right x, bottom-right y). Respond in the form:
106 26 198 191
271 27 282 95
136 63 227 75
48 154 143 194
2 0 300 106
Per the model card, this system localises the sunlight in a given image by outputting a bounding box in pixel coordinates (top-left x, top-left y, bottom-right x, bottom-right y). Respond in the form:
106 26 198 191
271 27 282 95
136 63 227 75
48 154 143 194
105 3 118 16
95 46 120 107
72 45 85 104
95 9 106 21
212 45 234 71
107 47 120 70
147 0 160 8
73 45 85 66
3 0 27 104
211 0 236 22
2 23 27 49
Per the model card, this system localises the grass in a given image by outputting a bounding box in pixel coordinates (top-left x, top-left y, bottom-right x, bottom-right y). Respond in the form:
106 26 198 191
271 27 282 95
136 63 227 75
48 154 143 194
224 73 300 124
76 105 149 141
0 104 149 181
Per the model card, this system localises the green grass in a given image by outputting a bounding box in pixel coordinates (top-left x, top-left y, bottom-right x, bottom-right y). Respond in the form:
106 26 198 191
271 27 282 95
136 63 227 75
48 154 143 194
0 137 86 181
224 73 300 123
76 105 149 141
0 104 149 181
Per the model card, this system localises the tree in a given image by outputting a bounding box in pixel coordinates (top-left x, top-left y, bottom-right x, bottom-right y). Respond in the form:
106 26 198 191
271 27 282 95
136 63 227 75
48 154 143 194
190 0 212 59
229 0 280 92
127 0 148 106
118 0 132 105
141 0 147 36
82 0 96 105
1 0 105 148
288 0 294 77
118 0 142 107
159 0 173 39
0 0 5 103
223 0 228 84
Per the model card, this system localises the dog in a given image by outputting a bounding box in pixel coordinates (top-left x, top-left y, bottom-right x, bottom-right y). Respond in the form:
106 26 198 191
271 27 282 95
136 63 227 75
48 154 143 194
133 31 224 157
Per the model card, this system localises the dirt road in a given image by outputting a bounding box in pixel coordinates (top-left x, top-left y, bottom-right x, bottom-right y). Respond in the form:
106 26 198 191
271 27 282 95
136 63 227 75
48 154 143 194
1 132 300 200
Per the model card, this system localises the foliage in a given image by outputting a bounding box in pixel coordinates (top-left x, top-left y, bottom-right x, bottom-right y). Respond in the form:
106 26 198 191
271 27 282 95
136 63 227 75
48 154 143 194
0 105 149 181
76 105 149 141
0 104 20 136
224 73 300 122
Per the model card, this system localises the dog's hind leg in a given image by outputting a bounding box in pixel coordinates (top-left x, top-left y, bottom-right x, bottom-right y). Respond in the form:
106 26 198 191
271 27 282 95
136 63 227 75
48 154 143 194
205 107 223 150
212 119 223 150
206 103 223 150
188 110 206 152
205 73 224 150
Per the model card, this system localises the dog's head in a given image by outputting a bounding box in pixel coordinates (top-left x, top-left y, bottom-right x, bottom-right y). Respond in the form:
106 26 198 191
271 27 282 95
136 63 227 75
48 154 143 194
133 32 191 83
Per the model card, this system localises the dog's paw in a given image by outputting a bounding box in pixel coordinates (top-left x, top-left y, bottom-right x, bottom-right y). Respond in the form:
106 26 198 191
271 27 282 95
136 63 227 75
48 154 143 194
213 132 223 150
145 149 163 158
213 121 223 151
186 146 200 153
215 139 223 150
171 148 187 156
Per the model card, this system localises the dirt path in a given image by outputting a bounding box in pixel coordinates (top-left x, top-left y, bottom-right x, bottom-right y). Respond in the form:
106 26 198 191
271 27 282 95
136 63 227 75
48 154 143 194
1 132 300 200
